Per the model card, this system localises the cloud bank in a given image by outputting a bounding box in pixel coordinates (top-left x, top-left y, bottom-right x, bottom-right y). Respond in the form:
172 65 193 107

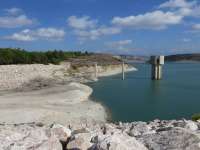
0 8 35 28
4 28 65 41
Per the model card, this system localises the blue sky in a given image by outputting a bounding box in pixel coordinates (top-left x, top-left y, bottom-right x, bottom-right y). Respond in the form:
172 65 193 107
1 0 200 55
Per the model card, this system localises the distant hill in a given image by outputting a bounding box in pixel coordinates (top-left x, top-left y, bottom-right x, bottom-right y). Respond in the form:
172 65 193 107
165 54 200 62
0 48 91 65
0 48 122 65
120 55 149 63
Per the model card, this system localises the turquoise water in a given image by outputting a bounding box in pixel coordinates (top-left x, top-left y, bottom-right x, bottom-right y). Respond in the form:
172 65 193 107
88 63 200 122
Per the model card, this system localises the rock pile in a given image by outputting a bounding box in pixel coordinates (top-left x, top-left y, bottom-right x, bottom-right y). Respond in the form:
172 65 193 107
0 64 70 90
0 63 135 91
1 119 200 150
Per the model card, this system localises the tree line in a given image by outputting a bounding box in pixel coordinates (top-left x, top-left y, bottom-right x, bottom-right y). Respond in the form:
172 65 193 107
0 48 91 65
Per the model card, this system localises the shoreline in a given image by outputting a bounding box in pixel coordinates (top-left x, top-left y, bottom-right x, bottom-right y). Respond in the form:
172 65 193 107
98 65 137 77
88 65 137 122
0 63 136 125
1 64 200 149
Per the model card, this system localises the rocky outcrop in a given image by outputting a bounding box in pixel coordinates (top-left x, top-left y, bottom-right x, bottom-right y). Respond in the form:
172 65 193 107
0 63 136 91
75 64 136 78
1 119 200 150
0 64 135 125
0 63 70 90
0 123 64 150
0 82 106 125
69 119 200 150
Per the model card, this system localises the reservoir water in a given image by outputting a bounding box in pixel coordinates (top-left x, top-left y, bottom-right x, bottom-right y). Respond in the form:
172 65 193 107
88 63 200 122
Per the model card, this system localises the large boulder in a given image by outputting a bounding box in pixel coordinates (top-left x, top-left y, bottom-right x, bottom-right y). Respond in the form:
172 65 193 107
184 120 198 131
138 127 200 150
51 124 72 142
67 133 93 150
0 124 63 150
91 132 147 150
128 122 154 137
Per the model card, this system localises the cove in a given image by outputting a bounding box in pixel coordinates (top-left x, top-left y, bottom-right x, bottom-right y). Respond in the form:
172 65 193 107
88 63 200 122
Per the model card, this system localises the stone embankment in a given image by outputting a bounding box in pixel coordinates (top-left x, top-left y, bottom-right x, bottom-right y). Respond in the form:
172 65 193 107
0 63 71 90
1 119 200 150
0 63 134 91
1 63 198 150
0 63 135 125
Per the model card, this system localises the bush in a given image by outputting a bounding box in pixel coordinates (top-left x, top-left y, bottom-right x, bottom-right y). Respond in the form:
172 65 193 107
192 113 200 121
0 48 90 65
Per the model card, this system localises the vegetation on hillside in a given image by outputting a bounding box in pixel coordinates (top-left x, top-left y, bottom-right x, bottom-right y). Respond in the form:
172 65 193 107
165 54 200 62
192 113 200 121
0 48 91 65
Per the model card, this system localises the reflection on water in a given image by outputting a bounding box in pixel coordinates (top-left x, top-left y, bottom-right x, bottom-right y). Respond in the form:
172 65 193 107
88 63 200 122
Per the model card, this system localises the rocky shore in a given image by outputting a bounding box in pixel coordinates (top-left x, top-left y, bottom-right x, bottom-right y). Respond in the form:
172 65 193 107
0 63 135 125
1 119 200 150
1 63 199 150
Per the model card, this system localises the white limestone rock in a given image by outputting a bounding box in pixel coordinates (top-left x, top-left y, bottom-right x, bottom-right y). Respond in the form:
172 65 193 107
0 124 62 150
128 122 154 137
138 127 200 150
51 124 72 142
184 120 198 131
91 132 148 150
67 133 93 150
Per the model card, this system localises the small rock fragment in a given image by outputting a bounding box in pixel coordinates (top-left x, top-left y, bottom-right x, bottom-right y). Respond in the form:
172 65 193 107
51 124 72 142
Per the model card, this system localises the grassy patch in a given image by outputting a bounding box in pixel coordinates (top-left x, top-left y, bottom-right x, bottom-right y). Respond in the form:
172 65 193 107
192 113 200 121
0 48 90 65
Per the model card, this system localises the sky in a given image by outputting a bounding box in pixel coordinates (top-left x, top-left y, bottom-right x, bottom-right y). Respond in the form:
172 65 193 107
1 0 200 55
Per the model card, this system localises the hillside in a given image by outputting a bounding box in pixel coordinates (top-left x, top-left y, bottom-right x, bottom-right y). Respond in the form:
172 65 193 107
0 48 122 66
0 48 90 65
120 55 149 63
165 53 200 62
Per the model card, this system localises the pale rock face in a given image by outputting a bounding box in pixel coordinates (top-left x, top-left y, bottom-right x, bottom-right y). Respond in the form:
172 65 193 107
138 128 200 150
128 122 153 136
67 133 93 150
87 123 148 150
1 120 200 150
0 64 70 90
51 124 72 142
91 132 148 150
184 120 198 131
0 124 63 150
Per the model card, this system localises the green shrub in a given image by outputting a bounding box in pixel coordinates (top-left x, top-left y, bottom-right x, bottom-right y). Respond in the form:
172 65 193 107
0 48 90 65
192 113 200 121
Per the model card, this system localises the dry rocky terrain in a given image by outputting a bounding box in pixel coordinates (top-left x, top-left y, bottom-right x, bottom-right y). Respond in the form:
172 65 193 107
1 119 200 150
0 60 198 150
0 62 134 125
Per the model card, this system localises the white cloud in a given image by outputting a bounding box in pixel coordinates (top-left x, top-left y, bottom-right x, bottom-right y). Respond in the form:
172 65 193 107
176 7 192 16
0 15 34 28
189 6 200 17
192 24 200 30
159 0 196 9
182 38 191 42
0 8 35 28
74 26 121 40
159 0 200 17
112 10 183 30
36 28 65 39
4 28 65 41
68 16 97 29
111 0 200 31
4 8 23 16
68 15 121 40
98 26 121 35
105 40 133 51
106 40 132 46
67 1 200 42
4 32 35 42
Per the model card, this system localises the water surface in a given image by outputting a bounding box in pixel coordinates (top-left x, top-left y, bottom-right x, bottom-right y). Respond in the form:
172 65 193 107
88 63 200 122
